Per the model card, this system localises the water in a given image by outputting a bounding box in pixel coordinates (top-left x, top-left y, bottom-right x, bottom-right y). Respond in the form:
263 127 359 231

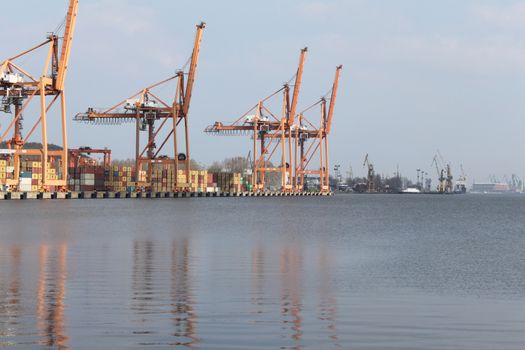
1 194 525 349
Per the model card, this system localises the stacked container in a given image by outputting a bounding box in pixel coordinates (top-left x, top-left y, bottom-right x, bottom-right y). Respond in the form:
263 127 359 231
151 164 174 192
68 165 106 191
104 165 135 192
1 159 244 193
215 172 242 192
20 161 59 191
0 159 6 184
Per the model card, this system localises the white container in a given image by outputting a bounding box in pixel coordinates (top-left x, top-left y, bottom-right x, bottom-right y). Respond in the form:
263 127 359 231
19 184 32 191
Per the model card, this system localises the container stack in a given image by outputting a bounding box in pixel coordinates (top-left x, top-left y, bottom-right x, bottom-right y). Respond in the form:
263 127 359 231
20 161 59 191
144 165 210 192
79 166 94 191
105 165 135 192
188 170 208 192
177 170 189 188
215 172 242 192
0 159 7 184
206 172 217 193
1 159 245 193
19 171 32 192
151 164 175 192
28 161 41 191
68 165 106 191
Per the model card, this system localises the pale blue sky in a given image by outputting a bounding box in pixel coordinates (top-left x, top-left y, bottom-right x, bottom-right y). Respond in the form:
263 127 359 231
2 0 524 183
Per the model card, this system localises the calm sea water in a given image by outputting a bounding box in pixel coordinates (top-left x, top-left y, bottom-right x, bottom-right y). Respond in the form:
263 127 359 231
1 194 525 349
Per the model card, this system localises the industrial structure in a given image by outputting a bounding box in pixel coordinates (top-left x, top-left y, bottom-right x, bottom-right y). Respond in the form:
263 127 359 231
74 23 205 191
69 147 111 168
431 155 446 193
0 1 341 197
362 153 375 192
431 153 453 193
0 0 78 191
454 165 467 193
293 66 342 192
205 48 341 193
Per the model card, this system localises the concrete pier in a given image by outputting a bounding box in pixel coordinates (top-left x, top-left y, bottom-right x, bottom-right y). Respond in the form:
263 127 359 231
0 190 333 200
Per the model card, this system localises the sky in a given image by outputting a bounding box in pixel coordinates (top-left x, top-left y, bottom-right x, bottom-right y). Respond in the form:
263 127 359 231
1 0 524 183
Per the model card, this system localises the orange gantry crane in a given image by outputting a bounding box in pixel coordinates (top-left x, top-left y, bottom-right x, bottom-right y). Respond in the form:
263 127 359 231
293 65 342 192
0 0 78 191
206 49 341 193
206 48 308 192
75 22 205 191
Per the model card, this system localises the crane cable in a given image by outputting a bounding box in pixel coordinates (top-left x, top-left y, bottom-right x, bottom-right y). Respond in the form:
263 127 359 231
285 72 297 86
53 0 70 35
53 14 67 36
181 55 192 72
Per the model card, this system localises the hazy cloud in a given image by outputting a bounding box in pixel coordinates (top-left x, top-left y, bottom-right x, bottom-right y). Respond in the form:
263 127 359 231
301 1 339 18
382 34 525 75
472 2 525 29
84 0 155 34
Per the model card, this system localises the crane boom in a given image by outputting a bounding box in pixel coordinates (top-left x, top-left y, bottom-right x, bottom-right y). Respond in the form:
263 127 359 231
325 65 342 135
431 155 440 176
288 47 307 125
363 153 369 167
56 0 79 91
181 22 205 116
0 1 78 191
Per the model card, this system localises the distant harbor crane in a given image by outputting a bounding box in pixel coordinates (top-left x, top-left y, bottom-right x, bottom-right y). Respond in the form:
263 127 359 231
431 155 446 193
363 153 375 193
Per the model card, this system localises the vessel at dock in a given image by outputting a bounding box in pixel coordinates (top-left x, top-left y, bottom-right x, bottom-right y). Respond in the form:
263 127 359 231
399 187 421 194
